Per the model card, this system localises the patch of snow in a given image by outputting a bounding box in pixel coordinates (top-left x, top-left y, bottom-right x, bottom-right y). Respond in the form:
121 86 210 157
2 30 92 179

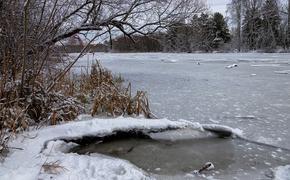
205 162 215 170
202 124 243 137
257 136 276 145
154 168 161 171
274 165 290 180
0 116 192 180
275 70 290 74
161 59 178 63
0 115 246 180
251 64 281 67
225 64 238 69
209 119 219 123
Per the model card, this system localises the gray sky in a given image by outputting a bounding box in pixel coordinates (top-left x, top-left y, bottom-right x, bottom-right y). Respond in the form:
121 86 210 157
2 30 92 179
207 0 229 14
207 0 288 14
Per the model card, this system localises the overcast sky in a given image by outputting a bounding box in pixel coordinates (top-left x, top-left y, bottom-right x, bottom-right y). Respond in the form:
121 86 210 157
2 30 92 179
207 0 288 14
207 0 229 14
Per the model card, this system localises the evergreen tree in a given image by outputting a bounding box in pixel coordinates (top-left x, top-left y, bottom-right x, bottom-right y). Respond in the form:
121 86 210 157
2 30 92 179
163 13 232 52
195 13 216 51
165 22 192 52
212 12 231 47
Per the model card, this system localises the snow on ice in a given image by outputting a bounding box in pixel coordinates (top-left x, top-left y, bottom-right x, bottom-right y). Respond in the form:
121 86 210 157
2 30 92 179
0 116 205 180
0 115 289 180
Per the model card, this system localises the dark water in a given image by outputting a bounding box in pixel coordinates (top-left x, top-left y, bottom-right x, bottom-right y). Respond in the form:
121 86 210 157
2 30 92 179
70 129 290 179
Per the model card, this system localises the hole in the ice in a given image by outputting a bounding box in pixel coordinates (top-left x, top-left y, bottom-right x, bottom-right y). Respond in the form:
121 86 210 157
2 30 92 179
68 128 290 178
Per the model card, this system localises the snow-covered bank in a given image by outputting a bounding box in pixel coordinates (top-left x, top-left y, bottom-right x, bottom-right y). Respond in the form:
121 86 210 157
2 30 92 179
0 116 194 180
1 115 289 180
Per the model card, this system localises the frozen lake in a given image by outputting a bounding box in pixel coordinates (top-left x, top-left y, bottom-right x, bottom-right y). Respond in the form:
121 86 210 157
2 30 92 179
75 53 290 150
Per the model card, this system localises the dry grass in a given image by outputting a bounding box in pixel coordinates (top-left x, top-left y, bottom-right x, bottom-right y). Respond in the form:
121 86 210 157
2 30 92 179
0 63 84 155
0 129 9 159
74 61 154 118
0 59 155 158
50 60 154 118
41 160 67 175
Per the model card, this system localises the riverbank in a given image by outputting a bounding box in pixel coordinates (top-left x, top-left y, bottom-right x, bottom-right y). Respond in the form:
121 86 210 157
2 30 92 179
0 115 289 179
0 116 190 180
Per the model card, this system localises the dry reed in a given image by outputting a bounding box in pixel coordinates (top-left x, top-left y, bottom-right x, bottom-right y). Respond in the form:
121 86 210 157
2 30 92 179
0 59 155 157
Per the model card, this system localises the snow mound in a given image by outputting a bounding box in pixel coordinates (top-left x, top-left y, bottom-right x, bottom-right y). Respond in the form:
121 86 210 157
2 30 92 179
201 124 243 138
177 120 243 138
0 116 190 180
0 116 243 180
274 165 290 180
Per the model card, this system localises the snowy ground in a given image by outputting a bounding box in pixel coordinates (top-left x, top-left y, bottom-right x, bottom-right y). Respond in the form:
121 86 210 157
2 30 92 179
0 116 192 180
74 52 290 150
1 116 289 180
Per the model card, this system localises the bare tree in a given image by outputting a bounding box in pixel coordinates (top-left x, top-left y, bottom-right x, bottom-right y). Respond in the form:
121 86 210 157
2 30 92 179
228 0 242 51
0 0 206 135
0 0 206 93
288 0 290 47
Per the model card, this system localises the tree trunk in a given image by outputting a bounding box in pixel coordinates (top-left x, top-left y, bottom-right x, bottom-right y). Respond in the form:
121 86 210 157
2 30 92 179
236 0 242 52
288 0 290 48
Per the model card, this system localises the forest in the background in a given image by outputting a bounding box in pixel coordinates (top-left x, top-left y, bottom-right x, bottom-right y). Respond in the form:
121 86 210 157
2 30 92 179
94 0 290 53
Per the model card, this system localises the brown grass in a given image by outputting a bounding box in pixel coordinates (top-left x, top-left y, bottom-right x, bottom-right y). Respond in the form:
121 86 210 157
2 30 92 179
51 60 154 118
0 59 155 158
74 61 154 118
41 160 67 175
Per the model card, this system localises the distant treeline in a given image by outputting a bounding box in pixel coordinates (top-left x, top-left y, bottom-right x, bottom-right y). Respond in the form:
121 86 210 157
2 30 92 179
55 44 109 53
62 12 231 53
108 12 231 53
60 0 290 54
110 35 162 52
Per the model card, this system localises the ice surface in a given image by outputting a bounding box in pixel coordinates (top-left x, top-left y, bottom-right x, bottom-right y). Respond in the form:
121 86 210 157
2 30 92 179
69 52 290 179
275 70 290 74
74 52 290 150
274 165 290 180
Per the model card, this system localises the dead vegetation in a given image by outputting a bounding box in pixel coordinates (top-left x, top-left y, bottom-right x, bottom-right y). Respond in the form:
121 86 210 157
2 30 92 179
53 60 155 118
41 160 67 175
83 61 154 118
0 130 9 159
1 0 198 158
0 59 155 157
